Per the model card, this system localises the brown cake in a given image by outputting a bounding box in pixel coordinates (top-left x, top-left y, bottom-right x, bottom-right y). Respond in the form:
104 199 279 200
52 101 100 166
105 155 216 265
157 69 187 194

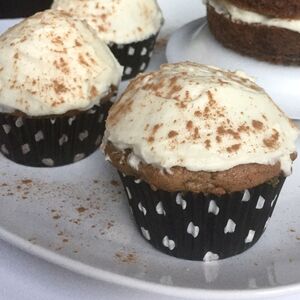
102 62 299 261
206 0 300 65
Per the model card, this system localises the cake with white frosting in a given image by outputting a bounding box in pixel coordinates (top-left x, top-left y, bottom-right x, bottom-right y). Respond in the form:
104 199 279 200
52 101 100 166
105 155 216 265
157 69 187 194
205 0 300 65
102 62 299 260
51 0 164 80
0 10 122 167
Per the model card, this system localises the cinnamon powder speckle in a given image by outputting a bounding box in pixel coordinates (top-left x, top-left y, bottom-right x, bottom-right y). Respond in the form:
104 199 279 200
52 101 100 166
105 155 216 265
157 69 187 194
168 131 178 138
76 207 88 213
252 120 264 130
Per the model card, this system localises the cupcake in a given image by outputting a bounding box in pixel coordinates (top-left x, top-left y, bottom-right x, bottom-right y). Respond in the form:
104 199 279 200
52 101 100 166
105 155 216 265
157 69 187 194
102 62 299 261
0 0 52 18
51 0 164 80
0 10 122 167
205 0 300 65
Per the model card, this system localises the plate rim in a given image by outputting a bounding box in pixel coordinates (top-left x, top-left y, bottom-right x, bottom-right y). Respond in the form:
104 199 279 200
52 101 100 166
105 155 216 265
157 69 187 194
1 225 300 299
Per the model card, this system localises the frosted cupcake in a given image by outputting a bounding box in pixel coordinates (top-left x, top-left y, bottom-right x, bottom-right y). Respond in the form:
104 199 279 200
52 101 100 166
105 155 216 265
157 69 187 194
102 62 299 261
51 0 164 80
0 10 122 167
206 0 300 65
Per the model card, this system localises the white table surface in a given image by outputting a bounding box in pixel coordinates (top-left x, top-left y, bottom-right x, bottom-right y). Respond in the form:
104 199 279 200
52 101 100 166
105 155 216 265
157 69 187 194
0 1 300 299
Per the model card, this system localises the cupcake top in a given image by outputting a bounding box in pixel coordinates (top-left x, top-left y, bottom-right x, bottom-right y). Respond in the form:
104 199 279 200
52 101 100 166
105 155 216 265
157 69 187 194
51 0 164 44
104 62 299 176
0 10 122 116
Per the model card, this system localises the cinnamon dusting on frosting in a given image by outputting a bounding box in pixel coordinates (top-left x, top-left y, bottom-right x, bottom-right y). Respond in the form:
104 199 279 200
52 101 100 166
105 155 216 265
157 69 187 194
0 10 122 115
168 130 178 138
263 129 279 149
51 0 163 44
104 62 299 175
252 120 264 130
217 126 240 140
53 80 68 94
147 123 163 143
186 120 193 131
226 143 241 153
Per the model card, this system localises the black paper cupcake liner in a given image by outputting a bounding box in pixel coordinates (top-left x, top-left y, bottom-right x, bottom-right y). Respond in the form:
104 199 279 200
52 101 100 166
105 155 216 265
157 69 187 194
119 173 286 261
109 34 158 81
0 101 112 167
0 0 52 18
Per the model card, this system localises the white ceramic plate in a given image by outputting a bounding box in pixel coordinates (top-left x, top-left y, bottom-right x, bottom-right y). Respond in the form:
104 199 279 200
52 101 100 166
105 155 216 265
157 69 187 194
166 18 300 120
1 4 300 299
0 134 300 300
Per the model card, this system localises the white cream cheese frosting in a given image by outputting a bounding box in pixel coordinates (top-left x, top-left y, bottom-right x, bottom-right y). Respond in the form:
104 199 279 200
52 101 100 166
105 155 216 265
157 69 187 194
51 0 164 44
206 0 300 33
104 62 299 175
0 10 123 116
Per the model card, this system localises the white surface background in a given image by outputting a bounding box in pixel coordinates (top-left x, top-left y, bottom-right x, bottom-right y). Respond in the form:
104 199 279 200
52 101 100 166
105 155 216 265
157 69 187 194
0 1 300 299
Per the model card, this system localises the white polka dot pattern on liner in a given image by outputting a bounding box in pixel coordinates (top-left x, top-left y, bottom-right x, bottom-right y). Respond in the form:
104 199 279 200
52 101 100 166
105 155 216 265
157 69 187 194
125 186 132 199
138 202 147 215
1 144 9 155
68 116 76 125
242 190 251 202
34 130 44 142
141 47 147 56
139 62 147 71
156 201 166 215
134 179 142 184
256 196 265 209
78 130 89 141
162 236 175 251
42 158 54 167
50 118 56 124
128 47 135 55
125 67 133 76
224 219 236 234
21 144 30 154
59 134 68 146
176 193 187 210
141 227 151 241
245 230 256 243
203 252 219 262
2 124 11 134
208 200 219 215
15 117 23 128
187 222 200 238
73 153 85 162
